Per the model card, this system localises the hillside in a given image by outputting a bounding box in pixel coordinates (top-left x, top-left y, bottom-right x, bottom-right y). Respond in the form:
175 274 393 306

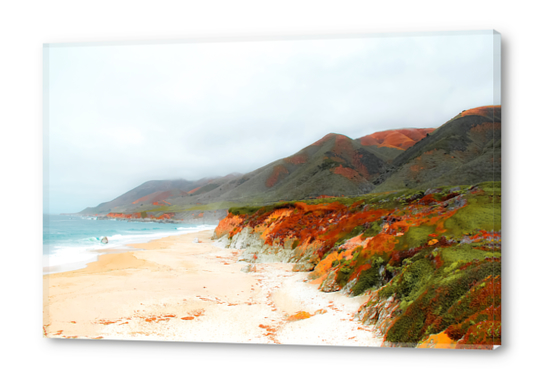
213 181 501 349
372 105 501 190
81 105 501 223
81 133 392 219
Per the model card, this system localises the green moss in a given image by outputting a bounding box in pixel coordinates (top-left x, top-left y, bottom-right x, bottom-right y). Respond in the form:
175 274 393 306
440 245 490 265
444 192 501 238
394 258 434 301
404 225 436 247
364 221 383 238
336 264 354 287
385 259 501 344
352 267 379 296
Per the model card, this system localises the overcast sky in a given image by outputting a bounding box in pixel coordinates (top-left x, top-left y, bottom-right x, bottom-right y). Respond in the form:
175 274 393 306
44 31 500 214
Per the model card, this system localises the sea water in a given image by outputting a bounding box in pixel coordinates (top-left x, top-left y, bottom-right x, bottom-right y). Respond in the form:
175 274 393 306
43 214 217 274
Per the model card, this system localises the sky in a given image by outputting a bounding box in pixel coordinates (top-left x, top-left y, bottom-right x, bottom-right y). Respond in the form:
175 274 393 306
44 31 500 214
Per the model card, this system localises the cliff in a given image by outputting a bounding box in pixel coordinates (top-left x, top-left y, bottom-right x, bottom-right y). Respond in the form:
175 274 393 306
212 182 501 349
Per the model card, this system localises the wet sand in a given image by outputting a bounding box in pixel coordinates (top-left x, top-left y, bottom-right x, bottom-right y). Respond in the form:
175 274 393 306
43 230 382 346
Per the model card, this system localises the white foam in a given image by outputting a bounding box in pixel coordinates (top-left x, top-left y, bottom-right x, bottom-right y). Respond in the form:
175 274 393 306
43 224 217 275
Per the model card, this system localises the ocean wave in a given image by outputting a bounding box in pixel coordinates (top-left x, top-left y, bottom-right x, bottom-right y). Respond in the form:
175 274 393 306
43 224 217 274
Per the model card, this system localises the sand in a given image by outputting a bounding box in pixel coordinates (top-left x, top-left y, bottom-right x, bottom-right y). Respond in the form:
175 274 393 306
43 230 383 346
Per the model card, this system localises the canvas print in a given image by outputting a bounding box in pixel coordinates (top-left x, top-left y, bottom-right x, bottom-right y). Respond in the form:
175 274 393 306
43 30 501 349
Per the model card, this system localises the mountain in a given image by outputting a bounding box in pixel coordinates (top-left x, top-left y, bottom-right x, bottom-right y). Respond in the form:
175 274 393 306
81 133 391 217
80 105 501 222
358 128 436 162
373 105 501 190
187 133 388 205
80 174 242 214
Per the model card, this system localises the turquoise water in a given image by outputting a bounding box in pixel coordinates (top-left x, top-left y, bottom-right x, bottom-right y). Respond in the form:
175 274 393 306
43 214 216 274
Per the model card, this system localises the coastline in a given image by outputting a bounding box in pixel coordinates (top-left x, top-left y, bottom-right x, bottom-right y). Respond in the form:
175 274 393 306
43 229 382 346
43 217 217 275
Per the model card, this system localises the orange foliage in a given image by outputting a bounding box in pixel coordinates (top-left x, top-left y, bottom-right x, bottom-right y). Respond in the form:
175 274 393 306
461 105 501 119
332 134 356 157
410 164 421 173
284 153 308 165
214 213 246 239
360 128 436 150
132 190 172 205
188 187 201 194
265 165 289 188
311 133 336 146
333 165 364 182
418 331 457 349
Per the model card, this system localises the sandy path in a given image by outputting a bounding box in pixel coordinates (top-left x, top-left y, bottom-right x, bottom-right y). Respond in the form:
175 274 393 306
43 230 382 346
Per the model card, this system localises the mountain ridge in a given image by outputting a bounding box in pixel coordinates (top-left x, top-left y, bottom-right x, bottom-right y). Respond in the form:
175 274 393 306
80 105 501 222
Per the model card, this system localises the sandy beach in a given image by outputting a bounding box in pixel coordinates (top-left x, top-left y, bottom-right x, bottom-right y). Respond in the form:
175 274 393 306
43 230 382 346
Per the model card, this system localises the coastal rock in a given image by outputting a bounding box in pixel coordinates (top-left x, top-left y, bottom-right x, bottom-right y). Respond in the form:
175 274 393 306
292 261 316 272
320 270 340 292
357 291 401 338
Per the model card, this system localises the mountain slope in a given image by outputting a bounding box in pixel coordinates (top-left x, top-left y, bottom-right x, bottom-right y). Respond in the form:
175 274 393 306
81 133 391 217
80 105 501 221
373 105 501 190
170 133 389 205
356 128 436 162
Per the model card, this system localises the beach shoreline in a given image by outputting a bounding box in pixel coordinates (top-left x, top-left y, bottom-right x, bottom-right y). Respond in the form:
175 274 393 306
43 230 382 346
43 216 217 275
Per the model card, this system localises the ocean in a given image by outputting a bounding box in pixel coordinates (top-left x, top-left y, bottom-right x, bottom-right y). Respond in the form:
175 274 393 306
43 214 217 274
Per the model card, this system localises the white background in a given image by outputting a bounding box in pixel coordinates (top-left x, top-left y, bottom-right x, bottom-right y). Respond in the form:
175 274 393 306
0 1 537 378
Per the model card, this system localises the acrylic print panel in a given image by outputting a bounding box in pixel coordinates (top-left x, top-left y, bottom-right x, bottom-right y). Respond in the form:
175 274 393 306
43 30 501 349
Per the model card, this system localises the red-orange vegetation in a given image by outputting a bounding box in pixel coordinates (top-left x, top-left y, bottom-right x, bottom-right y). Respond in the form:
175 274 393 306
153 213 174 220
312 133 336 146
132 190 172 205
106 212 143 219
418 331 457 349
214 213 246 239
332 134 356 158
265 164 289 188
400 128 436 141
333 165 364 182
188 187 201 194
359 128 436 150
461 105 501 119
284 153 308 165
410 164 422 173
